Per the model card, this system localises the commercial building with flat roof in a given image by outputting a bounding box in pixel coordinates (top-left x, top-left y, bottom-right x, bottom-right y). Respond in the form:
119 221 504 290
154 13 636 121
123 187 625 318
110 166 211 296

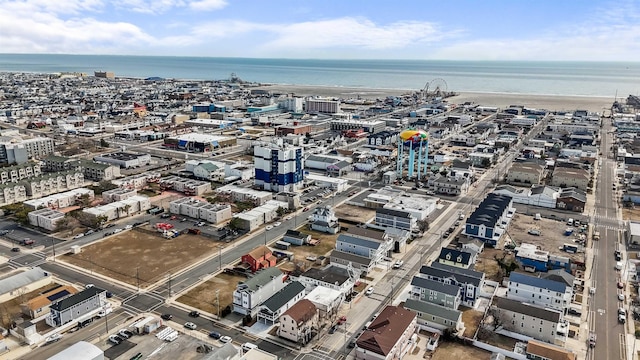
93 152 151 169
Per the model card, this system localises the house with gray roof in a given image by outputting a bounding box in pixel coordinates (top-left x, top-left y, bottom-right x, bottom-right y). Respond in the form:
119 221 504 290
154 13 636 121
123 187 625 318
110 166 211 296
437 248 476 269
257 281 306 324
292 265 355 296
233 267 286 316
420 263 485 308
329 249 375 274
0 267 51 303
506 272 572 313
46 287 107 327
410 276 461 309
464 193 514 247
495 297 567 344
335 231 392 266
403 298 463 332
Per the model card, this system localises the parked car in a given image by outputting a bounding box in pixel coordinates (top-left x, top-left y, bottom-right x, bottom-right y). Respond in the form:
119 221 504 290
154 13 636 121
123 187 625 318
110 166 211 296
124 224 133 230
209 331 221 339
328 325 337 334
273 222 282 227
365 287 374 296
45 333 62 344
189 311 200 318
11 247 20 252
303 207 309 212
85 229 95 235
337 316 347 325
184 322 197 330
528 229 541 236
266 225 273 231
73 233 85 239
119 329 133 339
219 335 232 343
618 293 625 301
393 260 404 269
108 335 122 345
161 314 173 320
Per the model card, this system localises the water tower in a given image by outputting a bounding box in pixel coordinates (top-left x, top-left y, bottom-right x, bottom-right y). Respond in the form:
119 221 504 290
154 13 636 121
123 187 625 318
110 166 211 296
396 129 429 180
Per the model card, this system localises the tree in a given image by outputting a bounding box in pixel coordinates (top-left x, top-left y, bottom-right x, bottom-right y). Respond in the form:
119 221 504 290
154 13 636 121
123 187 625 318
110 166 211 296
417 219 430 232
100 138 109 148
77 194 92 207
228 217 243 230
481 158 491 168
54 216 72 233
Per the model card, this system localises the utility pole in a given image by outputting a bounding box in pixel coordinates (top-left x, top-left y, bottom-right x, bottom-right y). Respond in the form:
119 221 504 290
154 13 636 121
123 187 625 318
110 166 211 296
136 267 140 292
51 239 56 262
218 245 222 270
216 289 220 319
167 273 172 296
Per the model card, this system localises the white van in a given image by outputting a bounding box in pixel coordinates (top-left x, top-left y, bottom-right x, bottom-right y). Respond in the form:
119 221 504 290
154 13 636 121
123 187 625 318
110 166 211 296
567 218 574 226
241 342 258 353
616 261 623 271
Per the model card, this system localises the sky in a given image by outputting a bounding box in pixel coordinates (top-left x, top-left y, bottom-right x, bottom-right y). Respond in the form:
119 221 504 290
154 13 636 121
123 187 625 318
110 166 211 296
1 0 639 60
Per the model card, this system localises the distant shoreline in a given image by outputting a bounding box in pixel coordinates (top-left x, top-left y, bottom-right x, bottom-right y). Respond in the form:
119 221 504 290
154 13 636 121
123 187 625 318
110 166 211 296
255 84 615 112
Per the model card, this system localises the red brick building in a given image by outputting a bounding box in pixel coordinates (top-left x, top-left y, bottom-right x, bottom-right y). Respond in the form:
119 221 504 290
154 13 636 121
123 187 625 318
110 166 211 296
241 245 277 273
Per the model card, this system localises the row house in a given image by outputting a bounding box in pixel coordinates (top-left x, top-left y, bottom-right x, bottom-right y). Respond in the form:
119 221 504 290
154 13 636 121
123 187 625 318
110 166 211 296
464 193 514 247
550 168 590 191
233 267 286 316
82 195 151 221
102 188 138 203
0 183 27 206
403 298 464 332
23 188 95 210
22 170 85 197
0 162 42 184
430 175 470 196
419 262 485 308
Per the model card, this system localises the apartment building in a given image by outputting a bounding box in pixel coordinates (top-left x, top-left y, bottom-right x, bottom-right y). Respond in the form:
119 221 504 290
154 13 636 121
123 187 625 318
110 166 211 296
506 162 545 185
464 193 514 247
550 168 590 191
278 299 317 344
28 208 65 231
355 305 417 360
254 141 304 192
82 195 151 221
306 98 341 114
506 273 572 313
232 267 286 316
169 197 232 224
409 276 461 309
0 162 42 184
495 297 567 345
419 263 486 308
0 183 27 206
22 170 85 198
0 136 54 164
375 207 416 231
23 188 95 210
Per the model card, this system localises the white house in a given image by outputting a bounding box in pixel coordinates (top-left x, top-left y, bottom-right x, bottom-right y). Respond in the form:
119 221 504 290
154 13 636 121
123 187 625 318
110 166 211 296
506 272 572 313
354 305 417 360
233 267 286 316
495 297 568 345
278 299 318 344
309 206 340 234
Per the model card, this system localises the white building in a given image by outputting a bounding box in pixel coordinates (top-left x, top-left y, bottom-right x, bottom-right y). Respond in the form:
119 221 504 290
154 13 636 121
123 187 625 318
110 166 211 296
82 195 151 221
93 152 151 169
0 136 55 165
169 197 232 224
278 299 317 344
28 208 65 231
232 200 289 231
306 98 340 114
233 267 286 316
305 174 349 193
254 141 304 192
101 188 138 203
495 297 568 345
506 272 572 313
309 206 340 234
304 286 343 319
24 188 95 210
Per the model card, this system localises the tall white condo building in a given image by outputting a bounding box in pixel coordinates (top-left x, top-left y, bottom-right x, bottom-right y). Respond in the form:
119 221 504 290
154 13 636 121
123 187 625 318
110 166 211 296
254 140 304 192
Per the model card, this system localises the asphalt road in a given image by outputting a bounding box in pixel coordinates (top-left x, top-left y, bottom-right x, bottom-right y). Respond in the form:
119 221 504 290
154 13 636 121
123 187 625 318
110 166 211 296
591 120 627 360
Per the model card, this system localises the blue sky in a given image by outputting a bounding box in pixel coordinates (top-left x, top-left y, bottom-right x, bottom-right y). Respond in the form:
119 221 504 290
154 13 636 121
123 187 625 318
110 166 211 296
1 0 638 60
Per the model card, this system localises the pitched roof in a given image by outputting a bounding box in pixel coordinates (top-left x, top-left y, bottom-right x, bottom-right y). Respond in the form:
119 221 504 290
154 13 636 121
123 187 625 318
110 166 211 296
410 276 460 296
300 266 351 286
239 267 283 292
0 267 49 295
246 245 275 261
281 299 317 324
467 193 512 227
403 298 461 322
496 297 561 323
526 339 576 360
50 287 105 312
337 234 383 250
356 305 416 356
25 285 78 311
260 281 306 312
330 249 374 266
438 248 473 266
347 227 386 241
509 272 568 293
541 269 575 287
419 265 482 287
430 262 485 280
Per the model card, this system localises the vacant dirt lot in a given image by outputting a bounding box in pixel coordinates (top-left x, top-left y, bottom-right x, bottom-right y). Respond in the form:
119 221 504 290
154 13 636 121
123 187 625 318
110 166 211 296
474 248 513 282
63 229 222 287
623 207 640 222
333 204 376 224
0 283 60 327
176 272 246 315
430 341 492 360
286 227 338 262
461 309 484 338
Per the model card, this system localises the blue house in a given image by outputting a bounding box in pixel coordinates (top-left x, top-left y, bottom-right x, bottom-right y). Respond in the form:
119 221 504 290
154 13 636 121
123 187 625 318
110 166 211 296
464 193 514 247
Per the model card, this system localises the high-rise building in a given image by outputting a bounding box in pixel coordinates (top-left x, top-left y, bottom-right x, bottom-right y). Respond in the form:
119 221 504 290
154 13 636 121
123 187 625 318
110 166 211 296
254 141 304 192
0 136 55 165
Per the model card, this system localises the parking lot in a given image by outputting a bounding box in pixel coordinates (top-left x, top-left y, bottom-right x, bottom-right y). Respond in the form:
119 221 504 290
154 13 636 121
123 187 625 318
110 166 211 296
508 213 588 263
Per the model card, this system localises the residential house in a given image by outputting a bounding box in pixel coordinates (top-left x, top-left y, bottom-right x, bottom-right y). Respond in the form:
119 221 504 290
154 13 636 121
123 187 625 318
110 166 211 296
403 298 463 332
526 339 576 360
420 263 486 308
46 287 107 327
241 245 277 273
309 206 340 234
464 193 514 247
437 248 476 269
278 299 318 345
355 305 417 360
22 285 78 320
555 188 586 213
257 281 306 324
469 152 495 167
282 229 311 246
506 272 572 313
550 168 590 191
494 297 567 345
506 163 545 185
431 176 470 196
304 286 343 319
493 185 559 209
335 230 392 266
375 207 416 231
293 265 355 296
330 249 376 274
459 238 485 255
409 276 461 309
233 267 286 316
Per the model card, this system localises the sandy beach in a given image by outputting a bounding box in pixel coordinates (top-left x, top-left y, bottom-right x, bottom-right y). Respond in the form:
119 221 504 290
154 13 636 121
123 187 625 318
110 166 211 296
254 84 615 113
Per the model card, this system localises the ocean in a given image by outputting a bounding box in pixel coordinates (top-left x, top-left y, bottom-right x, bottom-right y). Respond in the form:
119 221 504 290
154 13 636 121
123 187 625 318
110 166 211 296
0 54 638 98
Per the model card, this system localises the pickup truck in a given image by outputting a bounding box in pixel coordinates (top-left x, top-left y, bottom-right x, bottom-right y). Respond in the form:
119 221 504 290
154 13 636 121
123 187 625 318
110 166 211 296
20 238 35 246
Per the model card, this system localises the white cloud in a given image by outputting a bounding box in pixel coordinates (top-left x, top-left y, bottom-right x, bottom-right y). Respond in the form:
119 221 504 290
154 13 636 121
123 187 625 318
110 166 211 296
189 0 227 11
0 0 104 15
